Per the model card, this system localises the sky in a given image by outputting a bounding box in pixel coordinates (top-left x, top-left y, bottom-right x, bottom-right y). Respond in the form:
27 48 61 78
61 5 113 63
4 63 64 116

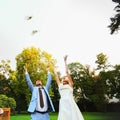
0 0 120 75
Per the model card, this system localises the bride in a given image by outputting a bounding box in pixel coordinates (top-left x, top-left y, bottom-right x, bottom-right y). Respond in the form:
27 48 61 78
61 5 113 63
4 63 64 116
53 55 84 120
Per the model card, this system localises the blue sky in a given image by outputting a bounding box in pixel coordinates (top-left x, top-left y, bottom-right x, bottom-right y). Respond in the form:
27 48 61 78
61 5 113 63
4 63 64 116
0 0 120 75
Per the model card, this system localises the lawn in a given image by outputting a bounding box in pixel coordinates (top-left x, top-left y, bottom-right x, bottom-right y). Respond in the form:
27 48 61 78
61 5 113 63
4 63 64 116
10 112 120 120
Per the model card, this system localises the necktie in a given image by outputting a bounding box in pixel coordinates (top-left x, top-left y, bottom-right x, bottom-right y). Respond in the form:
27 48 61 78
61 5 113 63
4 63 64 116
39 88 44 108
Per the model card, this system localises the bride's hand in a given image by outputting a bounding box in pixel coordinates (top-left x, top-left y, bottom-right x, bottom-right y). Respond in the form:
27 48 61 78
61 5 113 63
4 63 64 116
64 55 68 62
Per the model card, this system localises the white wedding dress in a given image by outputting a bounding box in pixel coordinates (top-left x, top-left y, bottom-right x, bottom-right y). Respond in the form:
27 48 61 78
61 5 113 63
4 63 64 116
58 83 84 120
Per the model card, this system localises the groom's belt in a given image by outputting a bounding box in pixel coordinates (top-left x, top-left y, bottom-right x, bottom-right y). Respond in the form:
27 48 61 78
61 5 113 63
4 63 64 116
35 110 48 114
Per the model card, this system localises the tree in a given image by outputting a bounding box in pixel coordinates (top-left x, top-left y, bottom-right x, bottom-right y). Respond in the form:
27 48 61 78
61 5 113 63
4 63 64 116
94 53 113 111
95 53 111 71
101 64 120 101
108 0 120 34
68 62 95 111
113 65 120 100
68 62 85 101
0 60 13 96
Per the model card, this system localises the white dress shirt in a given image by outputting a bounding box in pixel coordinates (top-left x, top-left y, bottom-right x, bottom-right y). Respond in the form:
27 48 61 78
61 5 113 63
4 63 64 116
36 87 48 112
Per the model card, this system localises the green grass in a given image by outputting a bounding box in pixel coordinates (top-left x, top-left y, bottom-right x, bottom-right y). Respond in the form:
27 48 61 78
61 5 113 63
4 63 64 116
10 114 30 120
83 112 120 120
10 112 120 120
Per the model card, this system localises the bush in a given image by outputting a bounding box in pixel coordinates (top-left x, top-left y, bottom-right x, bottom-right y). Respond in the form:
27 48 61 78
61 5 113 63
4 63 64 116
0 94 16 114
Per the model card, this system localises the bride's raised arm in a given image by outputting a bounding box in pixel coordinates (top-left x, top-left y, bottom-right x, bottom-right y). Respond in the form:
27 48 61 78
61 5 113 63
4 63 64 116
51 62 61 86
64 55 73 87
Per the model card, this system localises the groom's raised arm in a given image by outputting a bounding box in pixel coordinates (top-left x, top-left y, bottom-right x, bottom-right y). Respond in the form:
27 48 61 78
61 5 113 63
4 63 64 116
45 66 52 91
24 66 34 92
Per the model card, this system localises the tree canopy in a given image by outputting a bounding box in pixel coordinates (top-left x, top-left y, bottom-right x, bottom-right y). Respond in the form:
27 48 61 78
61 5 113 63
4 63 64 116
108 0 120 34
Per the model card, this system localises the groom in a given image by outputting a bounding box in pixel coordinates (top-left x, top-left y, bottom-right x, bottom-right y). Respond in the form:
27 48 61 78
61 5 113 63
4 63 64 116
24 66 55 120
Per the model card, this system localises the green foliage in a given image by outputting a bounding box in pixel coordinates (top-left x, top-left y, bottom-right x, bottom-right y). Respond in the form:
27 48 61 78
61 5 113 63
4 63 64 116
0 94 16 111
0 60 15 96
0 59 11 76
16 46 54 82
68 62 96 103
108 0 120 34
101 64 120 100
95 53 110 71
68 62 86 101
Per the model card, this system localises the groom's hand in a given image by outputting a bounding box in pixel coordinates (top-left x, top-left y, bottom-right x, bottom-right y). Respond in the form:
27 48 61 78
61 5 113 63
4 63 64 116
23 66 27 73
